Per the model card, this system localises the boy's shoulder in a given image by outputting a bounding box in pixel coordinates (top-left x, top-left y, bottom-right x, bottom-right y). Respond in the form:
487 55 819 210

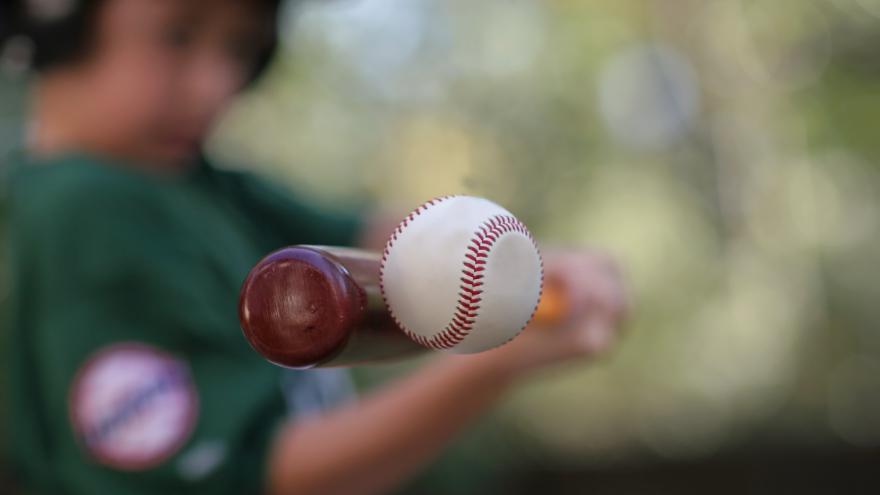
4 154 185 246
8 152 171 215
11 152 164 191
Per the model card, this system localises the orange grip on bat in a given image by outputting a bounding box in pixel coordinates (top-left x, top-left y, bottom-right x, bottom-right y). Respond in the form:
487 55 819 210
532 278 568 326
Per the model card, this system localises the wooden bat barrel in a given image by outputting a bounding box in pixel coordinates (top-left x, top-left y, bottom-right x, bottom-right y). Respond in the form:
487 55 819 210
238 245 566 368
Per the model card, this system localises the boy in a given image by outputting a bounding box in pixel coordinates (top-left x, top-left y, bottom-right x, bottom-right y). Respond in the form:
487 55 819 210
0 1 626 494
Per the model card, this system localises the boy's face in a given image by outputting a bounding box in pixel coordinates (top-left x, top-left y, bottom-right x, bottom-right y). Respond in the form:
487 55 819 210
51 0 272 167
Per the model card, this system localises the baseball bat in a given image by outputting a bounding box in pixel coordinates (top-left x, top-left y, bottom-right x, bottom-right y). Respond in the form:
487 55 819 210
238 245 567 368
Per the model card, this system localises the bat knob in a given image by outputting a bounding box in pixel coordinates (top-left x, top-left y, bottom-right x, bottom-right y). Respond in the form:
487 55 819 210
238 246 365 368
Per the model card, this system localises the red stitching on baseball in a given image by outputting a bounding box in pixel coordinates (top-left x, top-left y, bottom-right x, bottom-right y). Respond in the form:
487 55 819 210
380 199 543 351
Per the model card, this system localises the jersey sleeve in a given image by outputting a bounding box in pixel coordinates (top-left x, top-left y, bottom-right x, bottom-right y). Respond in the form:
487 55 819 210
219 168 366 248
13 175 284 495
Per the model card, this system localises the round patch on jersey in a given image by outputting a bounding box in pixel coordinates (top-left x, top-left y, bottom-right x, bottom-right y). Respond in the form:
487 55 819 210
69 342 199 470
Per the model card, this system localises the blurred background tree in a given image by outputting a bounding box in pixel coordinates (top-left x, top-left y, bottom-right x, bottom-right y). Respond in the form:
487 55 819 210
4 0 880 493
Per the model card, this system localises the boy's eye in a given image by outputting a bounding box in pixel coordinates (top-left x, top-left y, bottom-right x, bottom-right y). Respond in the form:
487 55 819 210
162 25 196 49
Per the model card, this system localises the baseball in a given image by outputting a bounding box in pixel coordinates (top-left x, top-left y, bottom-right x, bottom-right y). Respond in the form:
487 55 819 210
380 196 543 354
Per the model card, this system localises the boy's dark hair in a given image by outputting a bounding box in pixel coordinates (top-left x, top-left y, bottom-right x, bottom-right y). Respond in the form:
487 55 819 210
0 0 281 83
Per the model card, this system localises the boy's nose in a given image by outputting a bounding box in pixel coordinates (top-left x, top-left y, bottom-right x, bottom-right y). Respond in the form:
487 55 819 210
185 53 246 119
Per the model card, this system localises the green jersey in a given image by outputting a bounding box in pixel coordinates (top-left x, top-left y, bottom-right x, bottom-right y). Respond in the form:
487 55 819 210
2 152 363 494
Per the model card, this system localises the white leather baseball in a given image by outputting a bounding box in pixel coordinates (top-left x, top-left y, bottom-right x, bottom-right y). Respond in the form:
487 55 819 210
380 196 543 354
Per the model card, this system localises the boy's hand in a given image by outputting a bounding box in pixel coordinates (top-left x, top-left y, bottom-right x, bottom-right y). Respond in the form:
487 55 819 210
457 249 628 379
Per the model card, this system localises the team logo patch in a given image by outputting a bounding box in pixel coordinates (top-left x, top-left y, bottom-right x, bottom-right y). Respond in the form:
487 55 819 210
69 342 199 470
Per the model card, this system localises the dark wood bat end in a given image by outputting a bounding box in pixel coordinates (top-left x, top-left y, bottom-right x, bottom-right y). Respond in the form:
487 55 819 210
238 246 365 368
